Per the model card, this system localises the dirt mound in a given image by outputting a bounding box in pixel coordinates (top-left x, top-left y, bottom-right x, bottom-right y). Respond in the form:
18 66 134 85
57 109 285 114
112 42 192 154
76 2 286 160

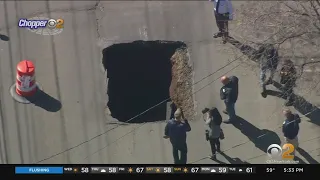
169 48 195 121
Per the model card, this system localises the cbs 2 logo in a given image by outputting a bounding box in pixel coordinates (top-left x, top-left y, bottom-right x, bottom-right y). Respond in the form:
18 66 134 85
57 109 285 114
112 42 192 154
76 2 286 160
47 19 64 29
267 144 295 159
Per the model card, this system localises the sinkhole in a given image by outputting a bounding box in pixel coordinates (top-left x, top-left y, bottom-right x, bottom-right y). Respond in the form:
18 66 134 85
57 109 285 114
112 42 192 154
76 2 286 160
102 40 192 123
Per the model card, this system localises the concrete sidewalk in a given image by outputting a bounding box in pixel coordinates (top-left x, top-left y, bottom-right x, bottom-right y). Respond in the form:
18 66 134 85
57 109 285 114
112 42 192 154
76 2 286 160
0 1 319 164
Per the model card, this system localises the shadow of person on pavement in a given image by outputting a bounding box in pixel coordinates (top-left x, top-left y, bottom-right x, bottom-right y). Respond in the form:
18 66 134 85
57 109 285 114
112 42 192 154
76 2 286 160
228 36 279 63
297 148 319 164
211 151 251 164
292 95 320 126
0 34 9 41
232 116 281 153
266 81 320 126
293 156 307 164
264 89 283 98
228 37 260 63
26 89 62 112
210 157 227 164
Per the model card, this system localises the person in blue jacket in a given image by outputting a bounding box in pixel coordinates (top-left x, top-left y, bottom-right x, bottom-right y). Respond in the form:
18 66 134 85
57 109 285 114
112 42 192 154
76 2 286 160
210 0 234 44
282 109 301 156
164 108 191 164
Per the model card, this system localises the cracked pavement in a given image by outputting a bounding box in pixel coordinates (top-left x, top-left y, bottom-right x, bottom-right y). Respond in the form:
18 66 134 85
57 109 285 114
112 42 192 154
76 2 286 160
0 1 319 164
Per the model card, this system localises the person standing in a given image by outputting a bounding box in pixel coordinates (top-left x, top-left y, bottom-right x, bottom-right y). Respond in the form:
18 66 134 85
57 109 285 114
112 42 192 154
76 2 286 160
255 44 279 98
210 0 233 44
203 107 223 159
170 102 177 119
282 109 301 156
164 108 191 164
220 75 238 123
280 60 297 106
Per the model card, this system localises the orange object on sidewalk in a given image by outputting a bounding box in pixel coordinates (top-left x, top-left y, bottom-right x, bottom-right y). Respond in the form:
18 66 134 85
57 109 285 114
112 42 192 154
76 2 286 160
15 60 37 97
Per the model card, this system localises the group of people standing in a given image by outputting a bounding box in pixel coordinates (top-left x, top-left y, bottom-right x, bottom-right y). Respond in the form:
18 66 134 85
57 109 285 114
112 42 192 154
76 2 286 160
212 0 300 108
164 75 239 163
256 44 297 107
257 45 301 155
164 73 301 164
211 0 298 107
162 0 303 164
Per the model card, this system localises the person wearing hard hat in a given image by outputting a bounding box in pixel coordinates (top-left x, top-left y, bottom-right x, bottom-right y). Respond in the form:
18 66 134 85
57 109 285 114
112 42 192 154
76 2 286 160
220 75 238 123
210 0 234 44
164 108 191 164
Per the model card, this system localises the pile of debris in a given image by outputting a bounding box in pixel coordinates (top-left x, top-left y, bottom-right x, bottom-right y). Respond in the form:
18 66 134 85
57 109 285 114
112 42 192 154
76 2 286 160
169 48 195 121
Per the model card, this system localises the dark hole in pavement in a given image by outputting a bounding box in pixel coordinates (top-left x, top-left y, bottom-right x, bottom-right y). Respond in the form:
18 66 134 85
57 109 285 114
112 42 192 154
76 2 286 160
102 40 186 123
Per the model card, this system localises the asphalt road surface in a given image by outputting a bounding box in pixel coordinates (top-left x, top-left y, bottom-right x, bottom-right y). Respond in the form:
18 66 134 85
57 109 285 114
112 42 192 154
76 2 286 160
0 1 319 164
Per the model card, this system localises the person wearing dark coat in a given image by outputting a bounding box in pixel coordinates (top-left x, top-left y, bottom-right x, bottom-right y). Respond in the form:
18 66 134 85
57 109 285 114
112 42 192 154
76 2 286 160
203 107 223 159
164 108 191 164
282 109 301 156
220 75 238 123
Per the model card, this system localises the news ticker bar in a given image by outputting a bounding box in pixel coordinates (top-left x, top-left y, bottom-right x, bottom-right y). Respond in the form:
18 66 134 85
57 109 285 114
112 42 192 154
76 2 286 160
10 165 312 175
15 166 254 174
